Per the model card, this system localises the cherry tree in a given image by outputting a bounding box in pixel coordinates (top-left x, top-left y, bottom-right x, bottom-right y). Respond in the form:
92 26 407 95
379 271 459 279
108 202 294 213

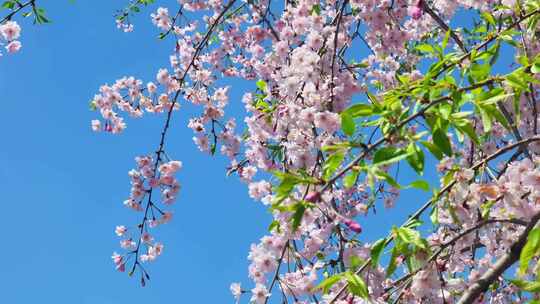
5 0 540 302
92 0 540 303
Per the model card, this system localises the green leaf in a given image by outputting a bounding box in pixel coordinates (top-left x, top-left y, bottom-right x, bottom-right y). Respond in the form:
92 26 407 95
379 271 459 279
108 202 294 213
272 174 301 204
315 274 342 294
370 239 386 267
268 220 280 233
442 30 451 50
420 141 443 160
406 143 425 175
395 227 426 250
481 200 496 218
481 11 496 26
532 63 540 74
478 106 493 132
291 202 307 231
310 4 321 15
386 247 399 277
323 151 345 181
404 218 424 229
341 111 355 137
345 104 373 117
470 63 491 81
373 147 410 167
344 272 369 299
480 93 514 105
518 55 529 66
343 169 360 189
430 206 439 225
2 1 15 9
256 79 267 92
454 121 480 145
432 128 452 157
34 7 51 24
524 281 540 292
373 169 401 188
511 279 540 292
506 73 529 90
416 44 435 54
408 180 430 191
519 228 540 276
349 255 365 271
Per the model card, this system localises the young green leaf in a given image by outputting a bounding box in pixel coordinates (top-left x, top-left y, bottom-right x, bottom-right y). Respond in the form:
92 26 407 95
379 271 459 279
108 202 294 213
420 141 444 160
386 247 399 277
432 129 452 157
256 79 268 92
341 111 355 137
408 180 430 191
370 238 386 268
373 147 410 167
291 202 307 231
343 168 360 189
519 228 540 276
406 143 425 175
315 274 343 294
323 151 345 181
510 279 540 292
416 44 435 54
345 104 373 117
344 272 369 299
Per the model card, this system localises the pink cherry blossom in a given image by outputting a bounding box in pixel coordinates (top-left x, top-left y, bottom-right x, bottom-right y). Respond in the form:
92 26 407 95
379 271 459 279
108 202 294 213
5 40 21 53
115 225 127 236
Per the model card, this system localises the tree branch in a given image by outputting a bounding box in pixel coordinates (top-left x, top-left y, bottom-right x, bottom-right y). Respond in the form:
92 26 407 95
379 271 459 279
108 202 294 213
457 211 540 304
421 1 468 53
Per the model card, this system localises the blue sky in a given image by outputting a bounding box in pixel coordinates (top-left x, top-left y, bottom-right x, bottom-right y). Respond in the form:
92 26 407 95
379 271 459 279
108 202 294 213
0 1 491 303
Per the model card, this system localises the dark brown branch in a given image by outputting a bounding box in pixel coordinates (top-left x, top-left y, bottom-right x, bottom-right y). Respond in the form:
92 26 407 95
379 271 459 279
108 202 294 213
384 218 528 298
433 8 540 79
421 1 468 53
129 0 238 275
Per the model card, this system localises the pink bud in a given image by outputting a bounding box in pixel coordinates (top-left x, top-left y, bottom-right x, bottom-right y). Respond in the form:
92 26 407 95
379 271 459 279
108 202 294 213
343 218 362 234
149 178 159 187
409 6 422 19
305 191 320 203
409 0 423 20
148 219 158 228
141 233 153 243
116 263 126 272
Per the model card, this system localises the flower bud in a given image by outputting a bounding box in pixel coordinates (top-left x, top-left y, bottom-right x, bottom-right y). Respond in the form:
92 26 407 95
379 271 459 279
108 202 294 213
305 191 321 203
343 218 362 234
409 0 423 20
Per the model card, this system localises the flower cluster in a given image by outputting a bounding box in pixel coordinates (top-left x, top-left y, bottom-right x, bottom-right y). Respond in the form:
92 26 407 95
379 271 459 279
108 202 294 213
111 155 180 282
0 21 22 56
116 18 134 33
90 74 180 133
